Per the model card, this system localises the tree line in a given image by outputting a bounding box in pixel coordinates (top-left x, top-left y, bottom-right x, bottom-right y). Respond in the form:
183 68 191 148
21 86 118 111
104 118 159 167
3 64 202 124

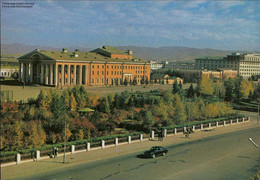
2 75 259 151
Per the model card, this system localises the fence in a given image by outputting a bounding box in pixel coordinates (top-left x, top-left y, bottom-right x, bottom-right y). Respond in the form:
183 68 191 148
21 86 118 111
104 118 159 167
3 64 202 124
0 116 250 166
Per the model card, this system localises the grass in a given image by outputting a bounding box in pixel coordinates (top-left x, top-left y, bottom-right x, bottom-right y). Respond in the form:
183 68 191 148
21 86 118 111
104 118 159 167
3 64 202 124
0 79 194 101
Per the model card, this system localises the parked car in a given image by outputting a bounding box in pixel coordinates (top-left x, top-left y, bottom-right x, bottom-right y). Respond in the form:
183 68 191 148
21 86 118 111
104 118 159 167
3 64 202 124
144 146 168 158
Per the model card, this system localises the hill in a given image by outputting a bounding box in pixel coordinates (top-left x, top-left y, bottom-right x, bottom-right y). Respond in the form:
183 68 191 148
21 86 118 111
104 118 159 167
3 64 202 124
1 43 250 61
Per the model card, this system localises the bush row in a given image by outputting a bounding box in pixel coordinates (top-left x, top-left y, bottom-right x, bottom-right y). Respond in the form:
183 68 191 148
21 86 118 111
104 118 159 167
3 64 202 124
162 115 245 130
0 132 143 158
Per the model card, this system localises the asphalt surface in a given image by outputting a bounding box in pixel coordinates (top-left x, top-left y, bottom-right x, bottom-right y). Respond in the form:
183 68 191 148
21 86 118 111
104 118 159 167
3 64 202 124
10 127 260 180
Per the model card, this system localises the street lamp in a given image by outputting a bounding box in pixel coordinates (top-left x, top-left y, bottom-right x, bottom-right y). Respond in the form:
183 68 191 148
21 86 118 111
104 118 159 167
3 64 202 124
248 137 260 168
63 117 66 164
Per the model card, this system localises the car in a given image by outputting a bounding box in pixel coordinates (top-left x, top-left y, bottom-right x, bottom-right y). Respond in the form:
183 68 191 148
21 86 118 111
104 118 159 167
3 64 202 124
143 146 168 158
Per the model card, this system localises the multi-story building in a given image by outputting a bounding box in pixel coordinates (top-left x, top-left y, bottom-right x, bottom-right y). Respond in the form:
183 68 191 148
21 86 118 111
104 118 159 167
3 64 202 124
149 61 163 70
201 69 237 79
17 46 150 86
195 53 260 78
172 61 195 70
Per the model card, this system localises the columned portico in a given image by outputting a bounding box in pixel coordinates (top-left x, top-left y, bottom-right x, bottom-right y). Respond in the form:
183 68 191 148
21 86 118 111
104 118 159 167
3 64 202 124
61 64 64 86
29 63 33 83
45 64 49 85
67 64 71 85
73 65 76 84
84 65 88 85
40 64 44 84
50 64 53 85
79 65 82 85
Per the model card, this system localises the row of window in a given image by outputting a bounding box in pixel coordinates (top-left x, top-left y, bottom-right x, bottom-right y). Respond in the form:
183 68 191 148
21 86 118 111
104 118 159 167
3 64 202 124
91 70 146 76
92 64 148 70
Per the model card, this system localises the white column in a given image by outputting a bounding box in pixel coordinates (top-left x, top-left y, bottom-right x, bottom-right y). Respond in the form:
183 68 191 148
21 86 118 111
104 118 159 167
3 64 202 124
115 138 118 146
87 142 90 151
36 150 40 161
30 63 33 83
19 63 22 81
151 131 155 140
23 63 26 82
40 64 44 84
85 65 88 85
16 153 21 164
101 140 105 149
45 64 49 85
67 65 71 85
71 145 75 154
236 118 239 123
140 134 143 141
209 123 211 128
128 136 131 144
163 129 167 137
216 122 219 127
54 65 58 86
201 124 203 130
79 65 82 85
192 125 195 131
25 63 29 82
224 121 226 126
73 65 77 84
61 64 65 85
50 64 53 85
174 128 177 134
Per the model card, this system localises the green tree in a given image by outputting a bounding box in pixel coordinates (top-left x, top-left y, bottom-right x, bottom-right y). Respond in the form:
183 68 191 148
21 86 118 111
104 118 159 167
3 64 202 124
197 75 214 96
186 84 195 98
172 94 187 124
240 79 254 99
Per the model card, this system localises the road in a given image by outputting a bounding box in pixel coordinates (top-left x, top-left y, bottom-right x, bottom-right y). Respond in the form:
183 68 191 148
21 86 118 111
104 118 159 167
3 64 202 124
10 127 259 180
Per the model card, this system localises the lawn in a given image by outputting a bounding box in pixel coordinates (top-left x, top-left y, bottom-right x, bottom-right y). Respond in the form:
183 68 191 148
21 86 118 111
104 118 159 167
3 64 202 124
1 79 194 101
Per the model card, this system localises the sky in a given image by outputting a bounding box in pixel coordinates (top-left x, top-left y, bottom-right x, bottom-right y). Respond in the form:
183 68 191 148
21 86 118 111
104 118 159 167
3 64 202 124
1 1 260 51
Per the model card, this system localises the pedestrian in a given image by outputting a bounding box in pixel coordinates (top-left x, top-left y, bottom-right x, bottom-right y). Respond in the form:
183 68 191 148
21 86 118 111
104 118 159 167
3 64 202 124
161 132 163 141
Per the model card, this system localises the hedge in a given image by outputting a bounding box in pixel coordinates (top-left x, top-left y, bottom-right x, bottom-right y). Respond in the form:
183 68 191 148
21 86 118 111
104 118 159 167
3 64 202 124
162 115 245 130
0 132 143 158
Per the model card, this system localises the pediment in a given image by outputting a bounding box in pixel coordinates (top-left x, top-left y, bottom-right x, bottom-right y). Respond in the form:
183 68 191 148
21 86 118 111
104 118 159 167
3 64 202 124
18 50 55 61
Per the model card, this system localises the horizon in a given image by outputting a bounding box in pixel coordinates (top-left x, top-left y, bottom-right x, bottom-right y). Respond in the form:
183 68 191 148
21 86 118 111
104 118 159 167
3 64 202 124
2 1 260 51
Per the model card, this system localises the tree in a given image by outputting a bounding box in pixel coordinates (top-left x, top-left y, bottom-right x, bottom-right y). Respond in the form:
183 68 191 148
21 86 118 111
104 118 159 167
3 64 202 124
13 121 23 150
133 76 137 85
186 84 195 98
214 80 225 100
141 110 155 132
224 78 235 102
197 75 214 96
124 78 129 86
172 94 187 124
240 79 254 99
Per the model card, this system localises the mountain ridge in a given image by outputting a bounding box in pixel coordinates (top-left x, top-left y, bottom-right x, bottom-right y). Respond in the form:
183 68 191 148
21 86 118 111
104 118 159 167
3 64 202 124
1 43 253 61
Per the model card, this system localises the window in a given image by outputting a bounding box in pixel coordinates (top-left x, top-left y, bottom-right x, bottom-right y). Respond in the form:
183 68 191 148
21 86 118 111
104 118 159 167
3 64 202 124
92 71 94 75
92 79 94 83
97 71 99 75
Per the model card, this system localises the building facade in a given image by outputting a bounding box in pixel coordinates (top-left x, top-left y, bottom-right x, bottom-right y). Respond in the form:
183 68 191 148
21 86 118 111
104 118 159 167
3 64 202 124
201 69 237 79
172 61 195 70
195 53 260 78
18 46 150 86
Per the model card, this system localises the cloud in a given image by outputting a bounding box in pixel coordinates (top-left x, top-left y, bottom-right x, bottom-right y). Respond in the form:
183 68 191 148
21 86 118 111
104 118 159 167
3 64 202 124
1 1 259 50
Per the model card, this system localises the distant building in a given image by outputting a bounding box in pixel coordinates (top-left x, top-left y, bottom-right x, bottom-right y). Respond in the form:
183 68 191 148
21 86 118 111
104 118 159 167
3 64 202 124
201 69 238 79
151 73 183 84
150 61 163 70
0 68 18 78
17 46 150 86
195 53 260 78
173 61 195 70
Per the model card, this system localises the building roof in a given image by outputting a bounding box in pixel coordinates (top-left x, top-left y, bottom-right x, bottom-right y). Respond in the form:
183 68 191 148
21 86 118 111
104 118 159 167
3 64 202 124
195 56 226 60
18 47 148 63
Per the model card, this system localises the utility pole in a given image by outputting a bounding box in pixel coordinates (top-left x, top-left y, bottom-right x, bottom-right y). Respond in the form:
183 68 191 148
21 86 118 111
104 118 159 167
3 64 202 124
249 138 259 168
63 118 66 164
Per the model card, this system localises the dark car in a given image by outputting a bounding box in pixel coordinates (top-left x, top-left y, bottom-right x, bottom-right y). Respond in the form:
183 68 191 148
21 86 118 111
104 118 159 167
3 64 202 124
144 146 168 158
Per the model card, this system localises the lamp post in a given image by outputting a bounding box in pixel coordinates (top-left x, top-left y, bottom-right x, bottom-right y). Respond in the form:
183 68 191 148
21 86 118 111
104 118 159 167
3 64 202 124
248 138 259 168
63 118 66 164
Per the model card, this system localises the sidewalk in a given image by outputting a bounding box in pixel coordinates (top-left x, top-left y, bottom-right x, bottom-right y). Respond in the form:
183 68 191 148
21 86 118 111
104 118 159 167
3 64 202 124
2 115 259 180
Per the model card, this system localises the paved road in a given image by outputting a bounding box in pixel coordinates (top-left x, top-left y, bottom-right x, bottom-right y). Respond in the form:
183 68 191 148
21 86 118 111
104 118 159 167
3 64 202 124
11 127 259 180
